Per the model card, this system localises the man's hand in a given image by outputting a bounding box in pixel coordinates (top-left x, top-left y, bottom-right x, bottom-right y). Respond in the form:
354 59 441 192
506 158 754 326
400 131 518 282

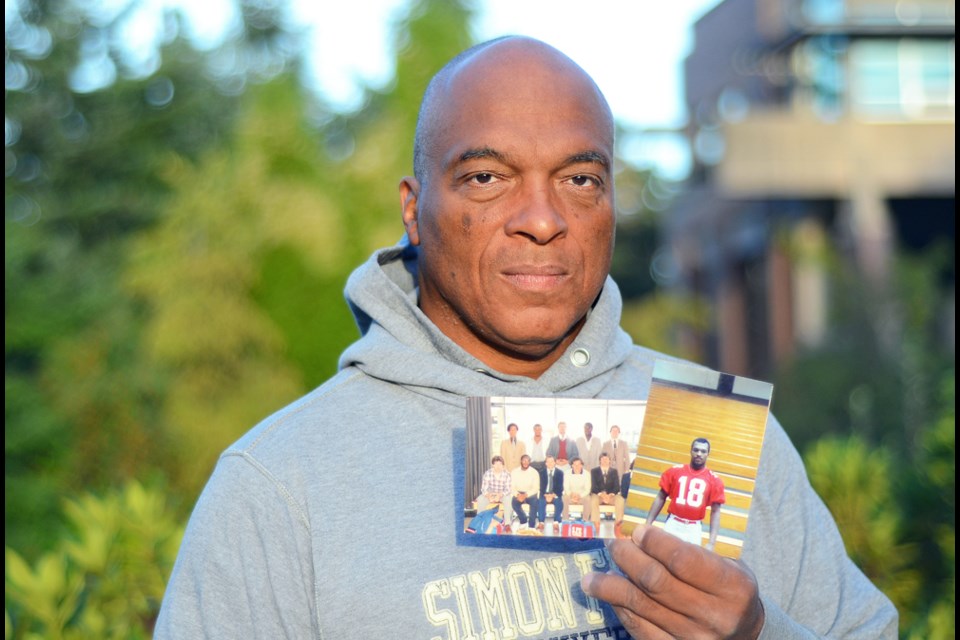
581 524 764 639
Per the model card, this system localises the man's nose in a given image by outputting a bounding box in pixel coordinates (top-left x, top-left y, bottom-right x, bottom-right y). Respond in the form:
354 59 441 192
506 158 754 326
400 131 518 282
503 181 568 244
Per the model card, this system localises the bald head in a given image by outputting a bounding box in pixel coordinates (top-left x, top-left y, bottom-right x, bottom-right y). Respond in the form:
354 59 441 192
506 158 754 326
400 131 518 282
413 37 614 186
398 35 617 378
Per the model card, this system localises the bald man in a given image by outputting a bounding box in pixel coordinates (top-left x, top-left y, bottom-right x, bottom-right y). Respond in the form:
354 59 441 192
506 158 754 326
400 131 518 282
156 37 896 640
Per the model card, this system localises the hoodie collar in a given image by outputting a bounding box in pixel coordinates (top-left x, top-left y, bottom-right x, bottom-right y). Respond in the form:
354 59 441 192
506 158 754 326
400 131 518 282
339 241 634 402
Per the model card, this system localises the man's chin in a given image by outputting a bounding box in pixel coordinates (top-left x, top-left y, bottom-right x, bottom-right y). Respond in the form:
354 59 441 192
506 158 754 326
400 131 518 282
484 318 586 359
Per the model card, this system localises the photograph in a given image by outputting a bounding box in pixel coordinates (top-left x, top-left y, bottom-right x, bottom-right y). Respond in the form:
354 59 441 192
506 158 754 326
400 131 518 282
464 396 645 539
622 360 773 559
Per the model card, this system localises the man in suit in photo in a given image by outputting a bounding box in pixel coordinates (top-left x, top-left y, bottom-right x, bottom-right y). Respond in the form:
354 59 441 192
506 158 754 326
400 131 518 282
601 424 630 477
500 422 526 471
576 421 602 471
536 455 564 532
590 452 624 529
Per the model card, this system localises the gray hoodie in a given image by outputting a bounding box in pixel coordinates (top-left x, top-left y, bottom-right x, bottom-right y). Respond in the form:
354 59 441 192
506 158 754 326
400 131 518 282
155 242 897 639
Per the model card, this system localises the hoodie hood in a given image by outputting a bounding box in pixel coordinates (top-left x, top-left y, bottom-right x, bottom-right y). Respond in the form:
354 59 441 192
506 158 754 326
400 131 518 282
339 239 635 403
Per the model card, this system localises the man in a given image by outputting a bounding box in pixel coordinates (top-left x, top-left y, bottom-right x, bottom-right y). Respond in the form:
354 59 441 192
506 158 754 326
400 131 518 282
601 424 630 477
536 455 564 532
575 421 602 471
646 438 726 551
528 423 547 472
475 455 511 513
590 452 624 529
562 456 592 523
467 455 511 534
546 421 579 474
499 422 526 471
510 455 540 530
156 37 896 639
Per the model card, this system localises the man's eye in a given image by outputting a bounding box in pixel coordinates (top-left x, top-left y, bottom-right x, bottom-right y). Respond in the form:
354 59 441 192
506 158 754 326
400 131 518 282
469 173 498 185
569 175 598 187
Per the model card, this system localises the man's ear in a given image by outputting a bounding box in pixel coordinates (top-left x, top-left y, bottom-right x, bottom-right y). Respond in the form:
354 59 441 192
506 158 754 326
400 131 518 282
399 177 421 246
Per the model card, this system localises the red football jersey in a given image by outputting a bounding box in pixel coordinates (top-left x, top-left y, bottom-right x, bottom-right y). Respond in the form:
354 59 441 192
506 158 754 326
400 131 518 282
660 464 726 521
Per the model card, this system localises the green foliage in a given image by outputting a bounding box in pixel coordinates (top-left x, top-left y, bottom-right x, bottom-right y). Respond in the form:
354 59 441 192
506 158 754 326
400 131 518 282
782 241 955 637
620 292 711 361
5 482 183 639
805 370 955 638
5 0 246 558
123 78 328 493
898 372 955 639
805 436 921 611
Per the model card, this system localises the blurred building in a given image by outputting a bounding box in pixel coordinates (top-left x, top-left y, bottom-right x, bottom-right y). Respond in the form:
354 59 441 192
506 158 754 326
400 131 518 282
664 0 955 378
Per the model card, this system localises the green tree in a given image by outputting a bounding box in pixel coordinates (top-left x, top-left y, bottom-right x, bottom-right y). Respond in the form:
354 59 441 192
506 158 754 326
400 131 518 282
5 0 301 557
5 0 245 557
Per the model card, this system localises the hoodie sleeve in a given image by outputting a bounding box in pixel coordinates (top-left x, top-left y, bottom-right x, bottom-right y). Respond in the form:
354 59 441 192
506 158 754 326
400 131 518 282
154 452 319 639
746 416 898 639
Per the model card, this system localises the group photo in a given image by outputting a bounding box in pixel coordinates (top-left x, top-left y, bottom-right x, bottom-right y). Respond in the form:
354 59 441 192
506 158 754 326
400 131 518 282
464 396 645 539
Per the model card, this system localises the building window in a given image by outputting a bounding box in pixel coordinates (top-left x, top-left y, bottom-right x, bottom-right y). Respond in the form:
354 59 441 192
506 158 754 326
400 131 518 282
849 38 955 120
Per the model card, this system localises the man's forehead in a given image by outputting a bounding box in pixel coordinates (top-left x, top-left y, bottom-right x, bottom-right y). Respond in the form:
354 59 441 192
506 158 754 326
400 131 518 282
429 42 612 146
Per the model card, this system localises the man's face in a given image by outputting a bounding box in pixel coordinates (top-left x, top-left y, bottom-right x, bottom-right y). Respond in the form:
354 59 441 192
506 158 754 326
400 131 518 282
584 423 593 439
600 457 610 471
534 424 542 438
520 456 531 470
572 459 583 473
610 426 620 440
558 422 567 437
401 43 615 373
691 442 710 469
493 460 504 472
508 425 518 439
545 457 556 470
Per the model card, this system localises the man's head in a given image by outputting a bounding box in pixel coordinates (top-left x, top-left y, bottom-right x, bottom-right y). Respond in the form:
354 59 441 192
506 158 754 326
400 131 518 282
610 425 621 439
533 423 543 438
571 457 583 473
400 37 616 378
507 423 518 438
545 455 556 470
583 422 593 439
691 438 711 470
520 454 531 470
599 452 610 471
557 421 567 437
491 455 505 472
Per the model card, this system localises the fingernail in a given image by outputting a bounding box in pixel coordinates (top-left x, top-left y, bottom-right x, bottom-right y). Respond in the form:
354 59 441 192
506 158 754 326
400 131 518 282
581 572 596 594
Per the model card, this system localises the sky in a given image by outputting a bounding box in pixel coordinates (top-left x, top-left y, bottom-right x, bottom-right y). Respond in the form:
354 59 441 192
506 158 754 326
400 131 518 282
167 0 723 178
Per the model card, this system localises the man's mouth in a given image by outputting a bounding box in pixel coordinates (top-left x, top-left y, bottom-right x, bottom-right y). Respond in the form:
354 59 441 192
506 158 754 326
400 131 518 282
500 265 570 292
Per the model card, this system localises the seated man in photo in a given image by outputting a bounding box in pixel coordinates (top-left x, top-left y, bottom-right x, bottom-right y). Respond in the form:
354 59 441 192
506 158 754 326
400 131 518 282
590 452 623 529
509 454 540 531
536 455 564 532
562 456 592 523
475 455 511 514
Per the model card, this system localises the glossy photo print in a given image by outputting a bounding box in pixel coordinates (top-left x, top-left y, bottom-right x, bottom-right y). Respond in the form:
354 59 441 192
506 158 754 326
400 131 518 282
464 396 646 539
621 360 773 559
